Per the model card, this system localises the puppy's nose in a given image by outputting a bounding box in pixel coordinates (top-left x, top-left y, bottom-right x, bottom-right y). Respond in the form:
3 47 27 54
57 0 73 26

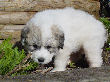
38 58 44 62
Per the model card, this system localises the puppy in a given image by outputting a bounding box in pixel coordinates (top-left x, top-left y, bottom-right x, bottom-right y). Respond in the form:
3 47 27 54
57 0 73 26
21 7 107 72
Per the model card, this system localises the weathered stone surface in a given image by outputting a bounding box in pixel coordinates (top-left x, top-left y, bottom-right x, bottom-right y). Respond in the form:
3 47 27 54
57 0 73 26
0 25 24 42
0 0 9 1
0 0 100 18
0 12 35 24
1 66 110 81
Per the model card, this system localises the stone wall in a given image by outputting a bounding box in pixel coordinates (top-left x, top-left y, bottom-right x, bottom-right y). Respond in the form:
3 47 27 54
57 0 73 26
0 0 100 43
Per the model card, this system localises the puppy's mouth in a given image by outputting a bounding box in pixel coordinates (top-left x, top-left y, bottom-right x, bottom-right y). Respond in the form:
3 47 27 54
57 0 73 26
38 62 44 65
38 60 48 64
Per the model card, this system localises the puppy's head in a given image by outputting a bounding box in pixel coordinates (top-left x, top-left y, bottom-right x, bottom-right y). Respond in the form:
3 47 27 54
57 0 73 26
21 24 64 64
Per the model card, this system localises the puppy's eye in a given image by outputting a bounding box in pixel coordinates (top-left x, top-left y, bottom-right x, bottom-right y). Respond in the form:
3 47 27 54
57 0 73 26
33 45 38 48
46 46 52 49
33 44 40 49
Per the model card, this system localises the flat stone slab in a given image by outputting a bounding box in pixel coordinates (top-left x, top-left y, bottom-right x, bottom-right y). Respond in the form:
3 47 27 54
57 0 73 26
1 66 110 82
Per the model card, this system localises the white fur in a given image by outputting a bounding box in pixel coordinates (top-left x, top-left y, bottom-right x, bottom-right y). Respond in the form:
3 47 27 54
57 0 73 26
28 7 107 72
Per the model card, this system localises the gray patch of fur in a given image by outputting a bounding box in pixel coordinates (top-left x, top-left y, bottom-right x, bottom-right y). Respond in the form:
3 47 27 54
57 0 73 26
21 23 42 52
21 24 65 53
51 25 64 49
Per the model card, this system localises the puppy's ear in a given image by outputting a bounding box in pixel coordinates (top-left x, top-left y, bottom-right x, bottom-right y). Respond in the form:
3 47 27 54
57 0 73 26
21 26 30 46
51 25 65 49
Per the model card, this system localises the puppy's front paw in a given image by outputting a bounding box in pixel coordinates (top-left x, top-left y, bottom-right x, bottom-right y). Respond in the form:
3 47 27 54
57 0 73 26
50 68 65 72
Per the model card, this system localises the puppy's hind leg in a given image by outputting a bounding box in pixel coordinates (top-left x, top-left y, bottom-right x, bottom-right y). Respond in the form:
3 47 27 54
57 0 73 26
51 46 72 72
83 40 104 67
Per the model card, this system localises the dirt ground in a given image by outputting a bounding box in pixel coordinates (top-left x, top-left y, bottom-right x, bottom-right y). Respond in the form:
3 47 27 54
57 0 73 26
1 65 110 82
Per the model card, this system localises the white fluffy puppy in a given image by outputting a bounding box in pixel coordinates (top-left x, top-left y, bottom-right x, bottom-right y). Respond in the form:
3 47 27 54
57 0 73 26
21 7 107 72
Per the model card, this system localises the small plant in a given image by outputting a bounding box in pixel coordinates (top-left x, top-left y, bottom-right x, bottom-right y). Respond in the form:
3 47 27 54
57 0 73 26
100 18 110 32
100 18 110 64
0 38 26 75
69 62 76 68
100 18 110 50
0 38 38 76
11 60 38 76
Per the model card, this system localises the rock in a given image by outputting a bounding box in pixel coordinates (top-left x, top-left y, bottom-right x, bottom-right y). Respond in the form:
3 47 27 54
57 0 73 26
0 25 24 43
0 12 35 25
0 0 100 18
1 66 110 81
